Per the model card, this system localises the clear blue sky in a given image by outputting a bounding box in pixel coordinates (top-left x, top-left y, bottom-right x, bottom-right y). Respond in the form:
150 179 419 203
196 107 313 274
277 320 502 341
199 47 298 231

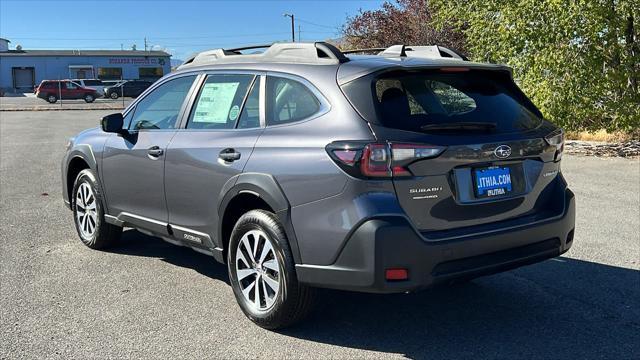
0 0 384 60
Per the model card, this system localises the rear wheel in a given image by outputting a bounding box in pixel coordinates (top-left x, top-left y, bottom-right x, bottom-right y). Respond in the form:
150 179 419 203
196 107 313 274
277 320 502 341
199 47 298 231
72 169 121 249
47 94 57 103
228 210 315 329
84 94 95 103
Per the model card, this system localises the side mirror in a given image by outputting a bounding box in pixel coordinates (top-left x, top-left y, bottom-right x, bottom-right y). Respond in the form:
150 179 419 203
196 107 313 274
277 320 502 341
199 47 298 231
101 113 124 134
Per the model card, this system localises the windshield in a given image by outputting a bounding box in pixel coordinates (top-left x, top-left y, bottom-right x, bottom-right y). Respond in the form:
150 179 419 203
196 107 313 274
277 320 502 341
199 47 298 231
341 69 543 134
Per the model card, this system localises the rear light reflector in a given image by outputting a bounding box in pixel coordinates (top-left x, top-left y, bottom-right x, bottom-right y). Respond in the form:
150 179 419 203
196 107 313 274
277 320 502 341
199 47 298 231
332 149 358 165
385 268 408 281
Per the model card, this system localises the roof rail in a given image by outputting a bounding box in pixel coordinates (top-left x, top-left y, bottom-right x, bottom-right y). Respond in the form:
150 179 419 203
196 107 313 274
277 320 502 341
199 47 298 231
342 48 386 55
178 42 348 69
380 44 468 61
342 44 468 61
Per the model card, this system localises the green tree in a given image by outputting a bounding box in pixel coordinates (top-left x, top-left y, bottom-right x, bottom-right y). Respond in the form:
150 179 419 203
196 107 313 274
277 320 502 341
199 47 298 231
432 0 639 132
341 0 467 54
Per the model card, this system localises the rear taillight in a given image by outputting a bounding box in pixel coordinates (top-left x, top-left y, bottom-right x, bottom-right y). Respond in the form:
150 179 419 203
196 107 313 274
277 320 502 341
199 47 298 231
327 141 446 179
544 128 564 161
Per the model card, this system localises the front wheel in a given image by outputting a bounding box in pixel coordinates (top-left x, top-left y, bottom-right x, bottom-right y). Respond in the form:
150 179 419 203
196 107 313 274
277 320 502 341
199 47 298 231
109 92 119 99
228 210 315 329
72 169 121 249
47 94 57 103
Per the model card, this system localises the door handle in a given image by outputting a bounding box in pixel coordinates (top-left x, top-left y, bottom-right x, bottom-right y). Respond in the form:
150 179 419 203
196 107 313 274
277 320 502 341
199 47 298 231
147 145 164 158
219 148 241 162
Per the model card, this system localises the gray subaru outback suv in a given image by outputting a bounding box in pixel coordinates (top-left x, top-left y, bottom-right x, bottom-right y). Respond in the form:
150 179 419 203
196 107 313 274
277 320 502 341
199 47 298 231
62 42 575 329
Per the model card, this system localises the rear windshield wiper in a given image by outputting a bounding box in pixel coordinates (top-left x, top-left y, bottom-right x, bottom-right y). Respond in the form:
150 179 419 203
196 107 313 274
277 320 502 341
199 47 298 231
420 122 497 132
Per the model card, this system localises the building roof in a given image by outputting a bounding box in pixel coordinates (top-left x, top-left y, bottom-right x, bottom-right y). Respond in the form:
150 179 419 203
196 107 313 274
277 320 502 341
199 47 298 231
0 49 170 57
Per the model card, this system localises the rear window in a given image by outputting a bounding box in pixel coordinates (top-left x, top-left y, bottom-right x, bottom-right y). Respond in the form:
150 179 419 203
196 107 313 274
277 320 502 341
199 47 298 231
266 76 321 126
342 69 542 134
83 80 103 86
41 81 57 89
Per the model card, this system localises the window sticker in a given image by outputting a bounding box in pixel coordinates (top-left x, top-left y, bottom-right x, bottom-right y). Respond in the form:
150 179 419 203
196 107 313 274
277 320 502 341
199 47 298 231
228 104 240 121
193 82 240 123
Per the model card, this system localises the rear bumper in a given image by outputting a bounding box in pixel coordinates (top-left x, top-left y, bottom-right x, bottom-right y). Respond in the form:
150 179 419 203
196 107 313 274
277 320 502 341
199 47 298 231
296 189 575 293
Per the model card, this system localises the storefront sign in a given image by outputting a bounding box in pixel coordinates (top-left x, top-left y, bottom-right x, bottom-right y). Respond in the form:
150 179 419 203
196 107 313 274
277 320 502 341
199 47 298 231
108 58 166 65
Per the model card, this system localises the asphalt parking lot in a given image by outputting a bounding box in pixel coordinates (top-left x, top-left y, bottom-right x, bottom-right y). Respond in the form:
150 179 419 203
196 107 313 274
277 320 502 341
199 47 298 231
0 94 133 111
1 110 639 359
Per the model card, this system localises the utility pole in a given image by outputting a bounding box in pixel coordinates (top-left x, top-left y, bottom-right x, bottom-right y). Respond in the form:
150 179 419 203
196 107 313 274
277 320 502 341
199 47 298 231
298 25 301 42
144 37 147 51
283 13 295 42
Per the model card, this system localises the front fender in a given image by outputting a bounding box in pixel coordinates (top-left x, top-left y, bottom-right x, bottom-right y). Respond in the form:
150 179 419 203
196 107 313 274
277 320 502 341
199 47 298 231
61 145 99 208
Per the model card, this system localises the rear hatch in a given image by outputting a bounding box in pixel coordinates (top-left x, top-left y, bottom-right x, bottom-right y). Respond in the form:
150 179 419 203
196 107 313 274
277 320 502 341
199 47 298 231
340 67 565 237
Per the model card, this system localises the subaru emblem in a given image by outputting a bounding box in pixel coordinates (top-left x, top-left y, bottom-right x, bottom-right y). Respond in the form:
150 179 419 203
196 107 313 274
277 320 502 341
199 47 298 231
494 145 511 158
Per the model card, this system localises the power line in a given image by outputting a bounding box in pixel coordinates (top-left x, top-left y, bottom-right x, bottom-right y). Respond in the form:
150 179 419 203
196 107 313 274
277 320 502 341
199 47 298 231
296 18 340 30
5 31 295 41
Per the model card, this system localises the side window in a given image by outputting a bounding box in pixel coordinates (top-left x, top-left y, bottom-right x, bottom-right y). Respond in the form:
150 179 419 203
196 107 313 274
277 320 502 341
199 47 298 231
66 82 78 89
237 77 261 129
129 75 196 130
266 76 320 126
187 74 254 129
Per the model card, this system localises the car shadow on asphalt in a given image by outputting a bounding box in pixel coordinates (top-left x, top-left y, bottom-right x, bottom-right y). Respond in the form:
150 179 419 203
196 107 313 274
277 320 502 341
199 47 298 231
108 230 639 359
284 258 640 359
108 229 229 285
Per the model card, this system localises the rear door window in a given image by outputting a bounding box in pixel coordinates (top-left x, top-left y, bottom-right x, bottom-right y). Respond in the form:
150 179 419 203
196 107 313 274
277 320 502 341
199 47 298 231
187 74 254 129
266 76 320 126
343 70 543 134
237 77 261 129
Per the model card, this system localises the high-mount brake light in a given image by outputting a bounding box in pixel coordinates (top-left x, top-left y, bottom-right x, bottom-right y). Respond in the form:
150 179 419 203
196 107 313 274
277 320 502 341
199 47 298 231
440 67 470 72
327 141 446 179
544 128 564 161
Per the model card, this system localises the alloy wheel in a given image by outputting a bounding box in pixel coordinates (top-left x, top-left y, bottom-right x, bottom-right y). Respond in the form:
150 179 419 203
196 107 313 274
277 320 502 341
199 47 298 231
75 182 97 238
235 229 281 311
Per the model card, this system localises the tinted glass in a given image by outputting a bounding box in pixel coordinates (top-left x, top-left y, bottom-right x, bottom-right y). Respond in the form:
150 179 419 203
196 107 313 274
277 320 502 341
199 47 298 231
237 77 261 129
129 76 196 130
84 80 102 86
343 70 543 134
266 76 320 126
187 74 254 129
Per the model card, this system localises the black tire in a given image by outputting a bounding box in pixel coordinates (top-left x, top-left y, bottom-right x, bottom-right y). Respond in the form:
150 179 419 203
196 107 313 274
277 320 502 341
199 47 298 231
71 169 122 249
109 92 119 99
84 94 95 103
228 209 315 329
46 94 57 103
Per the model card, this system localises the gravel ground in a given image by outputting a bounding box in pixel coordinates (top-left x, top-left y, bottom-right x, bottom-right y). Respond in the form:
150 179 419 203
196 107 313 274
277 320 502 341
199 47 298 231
1 110 639 359
565 140 640 158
